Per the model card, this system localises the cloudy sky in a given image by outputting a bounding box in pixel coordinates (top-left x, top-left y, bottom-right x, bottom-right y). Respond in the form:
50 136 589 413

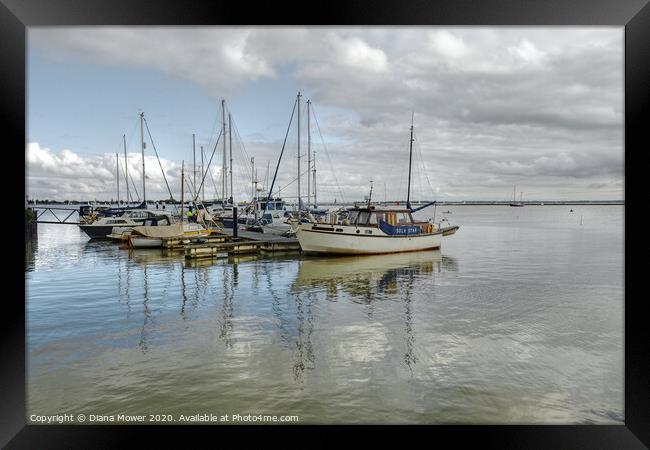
27 27 624 202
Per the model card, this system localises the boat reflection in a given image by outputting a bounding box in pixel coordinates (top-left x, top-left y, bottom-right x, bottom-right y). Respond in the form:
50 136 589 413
292 249 449 299
111 246 458 377
289 250 458 375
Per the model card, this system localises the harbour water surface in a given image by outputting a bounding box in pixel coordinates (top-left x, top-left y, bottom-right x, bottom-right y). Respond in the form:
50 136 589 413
26 205 624 424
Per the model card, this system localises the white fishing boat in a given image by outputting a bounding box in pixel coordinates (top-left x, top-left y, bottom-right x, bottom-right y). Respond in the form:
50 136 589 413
294 206 443 254
293 113 455 255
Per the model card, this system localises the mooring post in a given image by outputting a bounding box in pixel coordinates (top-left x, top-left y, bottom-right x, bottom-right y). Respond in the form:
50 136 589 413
233 206 238 240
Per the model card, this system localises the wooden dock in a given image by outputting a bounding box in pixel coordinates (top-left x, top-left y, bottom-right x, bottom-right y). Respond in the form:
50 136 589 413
182 229 301 259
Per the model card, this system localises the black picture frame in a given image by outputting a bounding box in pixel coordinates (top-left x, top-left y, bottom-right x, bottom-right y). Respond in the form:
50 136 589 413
3 0 648 447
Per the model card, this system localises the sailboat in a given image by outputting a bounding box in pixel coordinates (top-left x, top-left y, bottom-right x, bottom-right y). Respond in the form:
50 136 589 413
126 161 217 248
293 114 451 255
80 112 176 239
232 92 312 236
509 185 524 207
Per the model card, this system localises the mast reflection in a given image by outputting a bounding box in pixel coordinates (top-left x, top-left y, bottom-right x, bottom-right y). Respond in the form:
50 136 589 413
291 250 456 374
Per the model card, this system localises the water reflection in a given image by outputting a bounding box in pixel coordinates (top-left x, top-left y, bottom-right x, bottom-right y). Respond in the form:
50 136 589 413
104 246 458 374
219 262 235 349
292 250 448 297
292 292 316 382
291 250 455 374
26 238 38 271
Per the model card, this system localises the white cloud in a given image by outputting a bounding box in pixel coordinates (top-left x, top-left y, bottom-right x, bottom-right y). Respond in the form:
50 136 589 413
331 35 388 72
429 30 469 59
508 39 547 65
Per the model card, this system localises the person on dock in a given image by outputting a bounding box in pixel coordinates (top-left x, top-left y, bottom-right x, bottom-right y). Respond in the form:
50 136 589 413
187 207 194 223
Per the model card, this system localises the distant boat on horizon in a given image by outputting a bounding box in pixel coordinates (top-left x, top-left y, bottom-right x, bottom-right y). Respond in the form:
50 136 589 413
509 185 524 207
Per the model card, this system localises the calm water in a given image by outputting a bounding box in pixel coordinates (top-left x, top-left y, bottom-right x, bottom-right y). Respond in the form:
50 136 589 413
26 205 624 424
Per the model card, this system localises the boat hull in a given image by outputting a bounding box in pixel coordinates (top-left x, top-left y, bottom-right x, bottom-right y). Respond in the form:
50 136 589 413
130 237 163 248
79 224 126 239
295 225 443 255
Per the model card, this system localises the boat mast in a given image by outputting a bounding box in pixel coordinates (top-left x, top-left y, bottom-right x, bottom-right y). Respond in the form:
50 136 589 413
123 134 129 206
140 112 146 205
180 160 184 222
297 92 302 210
192 134 196 196
229 112 233 205
222 99 227 203
251 156 255 201
513 185 516 202
313 151 317 207
201 146 205 203
116 153 120 206
406 112 414 211
307 99 311 208
264 95 298 217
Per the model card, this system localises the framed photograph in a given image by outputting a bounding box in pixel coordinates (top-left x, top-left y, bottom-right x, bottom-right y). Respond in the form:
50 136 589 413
4 0 648 447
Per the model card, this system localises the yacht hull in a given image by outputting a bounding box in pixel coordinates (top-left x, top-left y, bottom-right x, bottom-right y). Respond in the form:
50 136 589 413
295 224 443 255
80 224 128 239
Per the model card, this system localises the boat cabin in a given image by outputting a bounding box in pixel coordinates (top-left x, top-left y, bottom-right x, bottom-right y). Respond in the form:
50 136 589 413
340 206 435 235
344 207 414 226
258 197 286 211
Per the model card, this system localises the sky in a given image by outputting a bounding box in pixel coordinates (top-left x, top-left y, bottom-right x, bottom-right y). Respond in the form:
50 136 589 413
27 27 624 202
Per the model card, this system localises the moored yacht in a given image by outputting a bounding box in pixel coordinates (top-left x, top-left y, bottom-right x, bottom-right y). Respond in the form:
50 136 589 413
79 209 174 239
293 205 443 254
293 112 457 254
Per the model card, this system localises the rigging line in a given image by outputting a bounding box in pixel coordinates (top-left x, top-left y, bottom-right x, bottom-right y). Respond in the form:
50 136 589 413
229 118 254 199
203 104 222 158
142 117 174 200
230 116 253 173
268 166 312 198
194 127 223 202
122 115 140 152
413 130 436 197
264 96 298 215
209 166 220 200
309 104 346 204
115 157 134 204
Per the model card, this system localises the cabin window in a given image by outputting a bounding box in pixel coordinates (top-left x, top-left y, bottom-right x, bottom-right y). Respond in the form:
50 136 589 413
347 210 359 223
398 212 411 223
369 213 381 225
357 211 370 225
